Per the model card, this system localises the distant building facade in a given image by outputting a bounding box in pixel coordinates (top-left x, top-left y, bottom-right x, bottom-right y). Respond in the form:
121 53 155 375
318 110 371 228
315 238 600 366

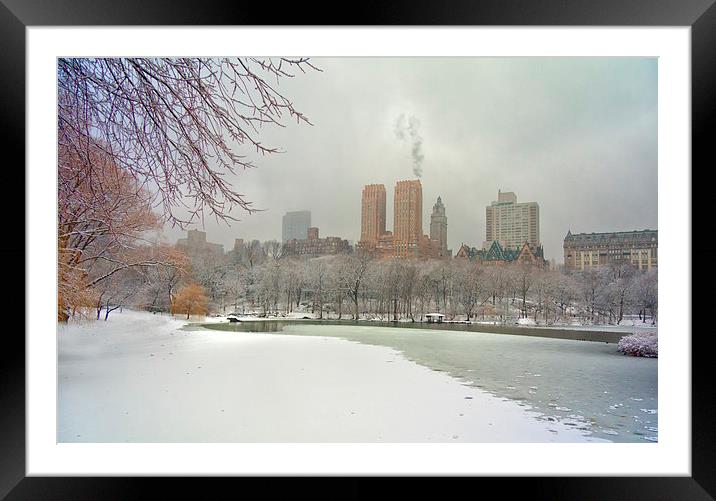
358 183 390 256
430 196 451 257
359 184 387 245
563 229 658 271
357 180 444 260
284 227 351 257
374 230 395 258
456 240 547 267
282 210 311 243
226 238 246 264
484 190 540 250
393 179 424 258
176 229 224 259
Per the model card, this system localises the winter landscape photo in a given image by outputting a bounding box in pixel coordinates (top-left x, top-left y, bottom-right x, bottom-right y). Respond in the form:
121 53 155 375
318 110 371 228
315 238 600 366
57 57 658 444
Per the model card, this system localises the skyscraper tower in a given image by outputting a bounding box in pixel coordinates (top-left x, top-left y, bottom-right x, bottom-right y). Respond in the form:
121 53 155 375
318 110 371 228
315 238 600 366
393 179 423 258
282 210 311 242
484 190 540 249
360 184 387 245
430 196 449 257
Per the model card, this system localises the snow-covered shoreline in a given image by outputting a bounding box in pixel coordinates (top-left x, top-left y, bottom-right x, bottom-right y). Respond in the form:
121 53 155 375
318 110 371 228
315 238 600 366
215 311 656 333
59 310 607 443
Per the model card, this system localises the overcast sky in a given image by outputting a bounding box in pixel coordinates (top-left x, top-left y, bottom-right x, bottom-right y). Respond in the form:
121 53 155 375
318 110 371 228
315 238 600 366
162 57 657 263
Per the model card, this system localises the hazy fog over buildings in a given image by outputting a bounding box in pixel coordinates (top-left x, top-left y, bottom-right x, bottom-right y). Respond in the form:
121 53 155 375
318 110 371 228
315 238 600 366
282 210 311 243
162 57 657 263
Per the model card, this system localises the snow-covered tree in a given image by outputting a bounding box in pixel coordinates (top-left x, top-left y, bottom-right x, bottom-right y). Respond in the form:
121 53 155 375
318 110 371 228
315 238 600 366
57 58 316 321
58 57 317 226
58 146 163 320
337 252 372 320
454 261 488 321
306 257 330 319
551 273 579 323
635 269 658 324
514 264 534 319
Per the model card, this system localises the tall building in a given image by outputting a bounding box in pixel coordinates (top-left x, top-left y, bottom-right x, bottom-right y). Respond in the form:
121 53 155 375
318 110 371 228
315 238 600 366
430 196 450 257
359 184 387 245
282 210 311 243
393 180 423 258
484 190 540 249
563 229 657 271
358 179 441 259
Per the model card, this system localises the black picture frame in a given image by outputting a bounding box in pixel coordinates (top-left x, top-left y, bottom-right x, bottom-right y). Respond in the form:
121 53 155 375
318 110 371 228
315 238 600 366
4 0 711 498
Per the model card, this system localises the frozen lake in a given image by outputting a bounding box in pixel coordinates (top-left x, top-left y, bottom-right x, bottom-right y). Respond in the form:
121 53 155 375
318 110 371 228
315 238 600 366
206 321 658 443
59 311 609 443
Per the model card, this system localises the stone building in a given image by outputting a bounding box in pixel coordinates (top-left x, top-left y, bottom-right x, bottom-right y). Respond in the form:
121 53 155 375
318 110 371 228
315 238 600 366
563 229 658 271
226 238 247 265
374 230 395 258
429 196 451 257
455 240 547 267
484 190 540 250
284 227 352 257
175 229 224 259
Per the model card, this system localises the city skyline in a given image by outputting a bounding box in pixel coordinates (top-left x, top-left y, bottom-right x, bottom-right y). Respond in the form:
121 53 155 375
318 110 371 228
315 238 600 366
162 57 657 263
167 179 656 264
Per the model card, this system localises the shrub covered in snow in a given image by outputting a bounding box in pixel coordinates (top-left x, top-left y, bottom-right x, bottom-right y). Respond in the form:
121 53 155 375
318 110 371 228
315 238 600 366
618 332 658 358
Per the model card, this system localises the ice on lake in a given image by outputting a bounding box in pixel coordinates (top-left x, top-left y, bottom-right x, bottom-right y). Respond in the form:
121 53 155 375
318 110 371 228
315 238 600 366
218 321 658 443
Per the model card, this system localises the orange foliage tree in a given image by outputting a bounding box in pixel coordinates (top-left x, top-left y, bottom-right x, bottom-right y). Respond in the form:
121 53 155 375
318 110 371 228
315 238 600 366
172 283 209 319
57 58 316 320
58 140 185 321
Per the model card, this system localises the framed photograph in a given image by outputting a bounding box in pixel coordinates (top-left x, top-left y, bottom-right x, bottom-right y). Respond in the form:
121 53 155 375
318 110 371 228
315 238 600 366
8 0 712 497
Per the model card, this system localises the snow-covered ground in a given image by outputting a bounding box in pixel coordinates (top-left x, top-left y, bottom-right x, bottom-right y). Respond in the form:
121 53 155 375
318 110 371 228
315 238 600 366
58 310 606 443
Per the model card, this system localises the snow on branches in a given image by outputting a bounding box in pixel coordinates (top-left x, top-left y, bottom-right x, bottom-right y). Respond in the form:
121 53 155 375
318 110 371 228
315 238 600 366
57 57 318 226
618 332 658 358
57 57 316 321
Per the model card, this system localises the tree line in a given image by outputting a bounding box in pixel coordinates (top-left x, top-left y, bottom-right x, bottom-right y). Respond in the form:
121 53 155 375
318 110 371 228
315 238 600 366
119 247 656 326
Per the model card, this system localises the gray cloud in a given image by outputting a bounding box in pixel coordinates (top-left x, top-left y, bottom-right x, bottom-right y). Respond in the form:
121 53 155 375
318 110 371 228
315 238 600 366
163 57 658 263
